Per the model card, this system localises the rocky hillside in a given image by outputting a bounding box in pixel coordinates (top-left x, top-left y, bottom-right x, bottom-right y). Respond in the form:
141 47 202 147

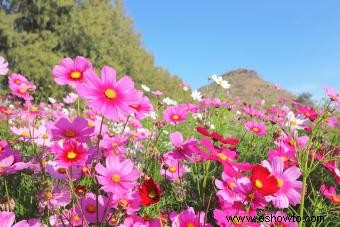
199 69 295 104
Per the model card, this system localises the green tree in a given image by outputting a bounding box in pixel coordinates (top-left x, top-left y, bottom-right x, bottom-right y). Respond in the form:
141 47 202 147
0 0 189 101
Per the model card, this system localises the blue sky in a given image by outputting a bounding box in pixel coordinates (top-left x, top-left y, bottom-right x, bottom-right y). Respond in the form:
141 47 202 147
124 0 340 100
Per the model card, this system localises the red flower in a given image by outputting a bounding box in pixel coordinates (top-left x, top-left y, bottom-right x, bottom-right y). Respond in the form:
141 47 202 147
139 178 162 206
251 165 279 196
195 127 211 137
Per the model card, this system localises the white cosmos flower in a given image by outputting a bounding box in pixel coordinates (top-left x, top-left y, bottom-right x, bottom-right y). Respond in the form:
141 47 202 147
162 97 177 106
285 111 310 131
191 90 202 101
48 97 56 104
220 80 231 89
141 84 151 92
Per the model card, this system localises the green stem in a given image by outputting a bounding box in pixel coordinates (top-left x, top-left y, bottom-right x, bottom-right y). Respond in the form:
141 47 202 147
4 177 10 210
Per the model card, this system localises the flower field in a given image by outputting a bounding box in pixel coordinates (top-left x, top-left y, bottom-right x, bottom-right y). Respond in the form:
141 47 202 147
0 56 339 226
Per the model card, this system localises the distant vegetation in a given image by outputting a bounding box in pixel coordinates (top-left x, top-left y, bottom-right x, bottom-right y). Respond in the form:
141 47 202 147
0 0 189 101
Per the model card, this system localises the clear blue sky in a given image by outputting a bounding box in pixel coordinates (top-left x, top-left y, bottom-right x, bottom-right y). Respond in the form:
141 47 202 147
124 0 340 100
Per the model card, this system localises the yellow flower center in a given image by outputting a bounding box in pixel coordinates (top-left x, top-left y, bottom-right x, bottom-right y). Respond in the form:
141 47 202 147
112 143 118 147
172 114 180 120
104 88 117 99
44 192 53 200
186 223 195 227
19 88 26 94
73 214 80 221
148 190 157 199
67 151 77 159
252 127 260 132
70 71 81 79
169 166 177 173
57 168 66 174
21 131 30 138
31 106 38 112
15 80 21 85
111 174 121 183
305 112 310 117
228 182 235 190
290 120 298 126
42 133 49 139
86 204 96 213
65 130 75 137
289 138 296 146
277 178 284 187
281 156 288 162
217 153 228 161
255 179 263 188
88 121 95 127
119 199 128 208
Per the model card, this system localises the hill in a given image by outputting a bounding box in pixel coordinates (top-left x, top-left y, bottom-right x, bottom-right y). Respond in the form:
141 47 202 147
199 68 295 104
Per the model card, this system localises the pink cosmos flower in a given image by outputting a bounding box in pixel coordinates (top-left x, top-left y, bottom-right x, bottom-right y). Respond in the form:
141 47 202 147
264 211 298 227
53 140 88 167
244 121 267 136
166 131 196 161
152 90 163 96
111 189 141 215
34 124 53 147
161 157 188 181
0 154 28 176
52 56 92 86
325 85 340 105
37 184 72 213
297 105 318 121
213 208 259 227
100 134 128 156
163 105 188 125
48 116 94 142
262 157 302 208
46 161 82 181
76 66 142 121
170 207 211 227
215 173 246 204
63 92 78 104
77 192 108 224
130 95 154 120
0 211 41 227
95 155 140 197
191 138 252 177
320 184 340 205
0 56 9 75
8 73 36 100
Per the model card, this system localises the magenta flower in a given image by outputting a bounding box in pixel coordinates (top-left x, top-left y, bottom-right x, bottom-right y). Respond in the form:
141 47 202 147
166 131 196 161
37 184 72 213
100 134 128 156
112 189 141 215
8 73 36 100
48 116 94 142
46 161 82 181
244 120 267 136
163 105 188 125
262 157 302 208
76 66 142 121
95 155 140 197
161 157 188 181
170 207 211 227
52 56 92 86
130 95 154 120
0 211 41 227
0 56 9 76
52 140 88 167
77 192 108 224
320 184 340 205
0 154 28 176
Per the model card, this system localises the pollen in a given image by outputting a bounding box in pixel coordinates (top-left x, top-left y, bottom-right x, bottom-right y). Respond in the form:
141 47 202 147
15 80 21 85
70 71 81 79
44 192 53 200
119 199 128 208
255 179 263 188
31 106 38 112
104 88 117 99
86 204 96 213
290 120 298 126
65 129 75 137
186 223 195 227
19 88 26 94
169 166 177 173
67 151 77 159
111 173 121 183
57 168 66 174
252 127 260 132
281 156 288 162
277 178 284 187
217 153 228 161
172 114 180 120
332 195 340 204
21 131 30 138
228 182 235 190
